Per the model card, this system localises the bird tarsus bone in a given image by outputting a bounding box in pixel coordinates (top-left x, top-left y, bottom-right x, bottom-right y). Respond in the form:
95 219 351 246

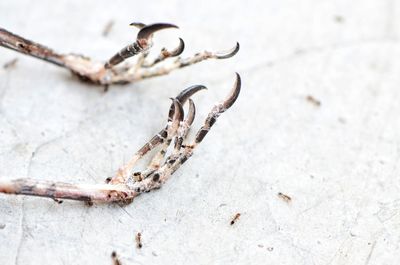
0 74 241 204
0 23 239 85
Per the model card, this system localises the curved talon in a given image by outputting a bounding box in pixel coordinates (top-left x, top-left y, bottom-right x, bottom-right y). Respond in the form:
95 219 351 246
129 22 146 29
168 85 206 121
166 38 185 57
173 98 195 154
214 42 240 59
185 99 196 126
142 38 185 68
223 73 241 109
137 23 178 42
176 84 207 103
170 98 184 124
193 73 241 145
168 98 184 134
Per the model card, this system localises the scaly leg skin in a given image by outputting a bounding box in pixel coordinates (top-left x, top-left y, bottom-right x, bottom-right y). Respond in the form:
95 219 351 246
0 74 241 204
135 73 241 192
0 23 239 86
109 84 206 184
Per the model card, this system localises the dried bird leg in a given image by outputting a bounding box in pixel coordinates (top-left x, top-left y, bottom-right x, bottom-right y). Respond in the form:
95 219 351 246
0 179 135 203
110 84 206 184
0 23 239 85
0 28 65 66
0 74 241 203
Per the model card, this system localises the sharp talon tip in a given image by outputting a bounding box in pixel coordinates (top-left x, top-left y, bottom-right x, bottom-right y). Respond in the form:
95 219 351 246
173 99 184 122
176 85 207 104
137 23 179 40
223 73 241 109
171 38 185 56
129 22 146 29
215 42 240 59
185 98 196 125
169 98 184 122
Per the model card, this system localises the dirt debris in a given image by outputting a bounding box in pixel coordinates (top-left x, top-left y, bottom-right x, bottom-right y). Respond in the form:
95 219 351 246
277 192 292 203
306 95 321 107
111 251 122 265
230 213 241 225
135 232 142 249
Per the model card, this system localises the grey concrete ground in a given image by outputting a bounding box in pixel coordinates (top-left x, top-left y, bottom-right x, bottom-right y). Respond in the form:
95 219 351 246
1 0 400 264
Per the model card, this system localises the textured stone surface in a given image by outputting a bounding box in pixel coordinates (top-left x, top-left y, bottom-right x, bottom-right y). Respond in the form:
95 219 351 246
1 0 400 264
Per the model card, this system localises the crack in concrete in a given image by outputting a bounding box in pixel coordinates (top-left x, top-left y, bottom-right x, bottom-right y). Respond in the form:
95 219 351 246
364 240 377 265
14 145 39 265
31 136 65 159
14 199 25 265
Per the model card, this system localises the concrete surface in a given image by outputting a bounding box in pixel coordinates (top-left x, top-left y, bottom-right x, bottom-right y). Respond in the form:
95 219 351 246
1 0 400 264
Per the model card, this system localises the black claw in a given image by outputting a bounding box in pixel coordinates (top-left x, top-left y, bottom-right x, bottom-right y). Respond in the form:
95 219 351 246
169 38 185 57
222 73 241 109
174 99 185 123
169 98 184 123
215 42 240 59
168 85 205 122
129 22 146 29
137 23 178 40
105 22 178 68
176 85 207 104
185 99 196 126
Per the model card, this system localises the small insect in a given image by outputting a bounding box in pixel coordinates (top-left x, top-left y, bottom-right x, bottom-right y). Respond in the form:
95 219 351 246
230 213 241 225
0 22 241 206
306 95 321 107
135 232 142 249
111 251 122 265
277 192 292 203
